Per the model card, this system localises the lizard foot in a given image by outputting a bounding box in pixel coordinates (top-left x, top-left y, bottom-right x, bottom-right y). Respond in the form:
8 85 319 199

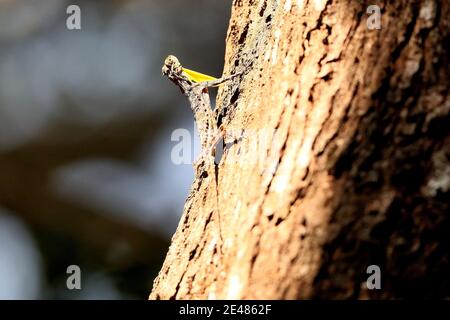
194 157 208 179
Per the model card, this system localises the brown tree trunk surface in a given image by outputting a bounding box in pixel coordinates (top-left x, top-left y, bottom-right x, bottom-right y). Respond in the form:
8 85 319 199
150 0 449 299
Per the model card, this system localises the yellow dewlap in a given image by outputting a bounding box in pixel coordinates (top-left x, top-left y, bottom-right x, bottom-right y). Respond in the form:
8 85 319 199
182 67 218 83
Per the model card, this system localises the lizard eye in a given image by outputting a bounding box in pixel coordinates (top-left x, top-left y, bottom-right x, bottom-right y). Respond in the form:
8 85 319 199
165 55 179 66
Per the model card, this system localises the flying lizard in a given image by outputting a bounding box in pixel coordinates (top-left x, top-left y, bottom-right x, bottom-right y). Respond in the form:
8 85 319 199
162 55 240 249
162 55 239 176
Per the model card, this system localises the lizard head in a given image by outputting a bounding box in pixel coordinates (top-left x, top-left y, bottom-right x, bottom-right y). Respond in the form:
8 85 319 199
162 55 183 79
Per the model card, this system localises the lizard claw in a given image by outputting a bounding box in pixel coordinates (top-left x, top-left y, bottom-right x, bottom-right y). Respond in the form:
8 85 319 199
193 157 207 178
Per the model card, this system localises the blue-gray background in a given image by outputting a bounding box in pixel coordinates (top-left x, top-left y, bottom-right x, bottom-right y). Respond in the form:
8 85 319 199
0 0 230 299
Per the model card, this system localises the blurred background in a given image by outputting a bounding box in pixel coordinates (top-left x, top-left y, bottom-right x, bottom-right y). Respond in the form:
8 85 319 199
0 0 231 299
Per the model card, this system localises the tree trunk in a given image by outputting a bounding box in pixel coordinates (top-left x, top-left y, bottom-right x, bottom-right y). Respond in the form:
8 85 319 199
150 0 449 299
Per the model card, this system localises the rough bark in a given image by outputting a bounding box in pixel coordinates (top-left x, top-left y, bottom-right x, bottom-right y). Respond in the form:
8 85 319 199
150 0 449 299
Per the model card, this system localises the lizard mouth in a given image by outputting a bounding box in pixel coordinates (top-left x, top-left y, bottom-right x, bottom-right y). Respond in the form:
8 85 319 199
162 64 172 76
